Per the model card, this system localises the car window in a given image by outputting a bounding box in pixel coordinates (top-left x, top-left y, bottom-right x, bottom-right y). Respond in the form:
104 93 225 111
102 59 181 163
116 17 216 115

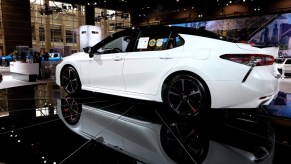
96 36 131 54
175 35 185 47
285 59 291 64
92 29 138 54
135 30 183 52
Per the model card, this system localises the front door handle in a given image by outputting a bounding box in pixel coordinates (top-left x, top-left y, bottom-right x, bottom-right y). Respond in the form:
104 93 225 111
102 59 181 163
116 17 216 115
160 54 172 60
113 56 123 61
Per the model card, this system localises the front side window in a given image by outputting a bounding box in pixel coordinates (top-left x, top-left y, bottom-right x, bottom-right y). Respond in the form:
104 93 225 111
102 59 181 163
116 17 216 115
93 29 137 54
98 36 129 53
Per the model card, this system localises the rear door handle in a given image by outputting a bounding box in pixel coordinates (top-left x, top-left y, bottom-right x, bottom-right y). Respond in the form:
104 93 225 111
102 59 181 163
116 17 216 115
159 55 172 60
113 56 123 61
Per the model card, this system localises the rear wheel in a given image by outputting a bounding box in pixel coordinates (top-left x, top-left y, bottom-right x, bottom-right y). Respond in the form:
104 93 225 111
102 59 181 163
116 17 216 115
61 66 81 94
163 75 209 117
160 122 208 164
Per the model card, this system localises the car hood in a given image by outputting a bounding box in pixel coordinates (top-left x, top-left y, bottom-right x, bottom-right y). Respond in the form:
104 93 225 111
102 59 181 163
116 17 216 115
63 52 88 61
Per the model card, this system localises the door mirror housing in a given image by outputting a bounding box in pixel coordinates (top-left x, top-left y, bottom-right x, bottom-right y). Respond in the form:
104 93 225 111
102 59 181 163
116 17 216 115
84 47 95 58
83 47 90 53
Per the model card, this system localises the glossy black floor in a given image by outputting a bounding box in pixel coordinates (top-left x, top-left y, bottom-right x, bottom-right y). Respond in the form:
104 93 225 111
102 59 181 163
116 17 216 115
0 82 290 164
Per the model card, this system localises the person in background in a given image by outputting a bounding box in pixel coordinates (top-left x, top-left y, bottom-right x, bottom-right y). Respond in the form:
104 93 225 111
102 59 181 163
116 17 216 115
20 51 26 62
34 52 42 79
43 52 49 61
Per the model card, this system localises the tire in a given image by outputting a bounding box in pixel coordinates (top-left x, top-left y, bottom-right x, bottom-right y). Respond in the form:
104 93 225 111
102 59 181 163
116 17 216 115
61 97 82 125
61 66 81 94
160 122 208 164
163 75 209 117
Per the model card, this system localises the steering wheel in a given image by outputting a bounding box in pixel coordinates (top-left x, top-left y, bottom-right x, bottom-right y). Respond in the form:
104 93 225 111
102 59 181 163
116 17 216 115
112 48 122 53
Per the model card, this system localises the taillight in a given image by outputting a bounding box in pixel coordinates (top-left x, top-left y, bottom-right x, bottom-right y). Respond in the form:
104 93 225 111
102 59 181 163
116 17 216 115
220 54 274 66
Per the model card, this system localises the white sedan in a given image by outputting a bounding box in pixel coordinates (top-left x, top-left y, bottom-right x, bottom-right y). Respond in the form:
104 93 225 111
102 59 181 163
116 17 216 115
56 26 279 117
276 57 291 78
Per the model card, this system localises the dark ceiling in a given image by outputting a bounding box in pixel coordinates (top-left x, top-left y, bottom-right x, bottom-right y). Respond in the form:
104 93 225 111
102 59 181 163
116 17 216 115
55 0 291 25
53 0 232 12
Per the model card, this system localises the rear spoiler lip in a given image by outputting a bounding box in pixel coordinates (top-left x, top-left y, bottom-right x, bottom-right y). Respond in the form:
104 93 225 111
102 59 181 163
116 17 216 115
260 47 280 58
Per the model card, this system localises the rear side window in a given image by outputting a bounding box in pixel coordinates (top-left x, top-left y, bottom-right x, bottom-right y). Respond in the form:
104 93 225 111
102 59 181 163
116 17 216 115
285 59 291 64
175 35 185 47
135 30 184 52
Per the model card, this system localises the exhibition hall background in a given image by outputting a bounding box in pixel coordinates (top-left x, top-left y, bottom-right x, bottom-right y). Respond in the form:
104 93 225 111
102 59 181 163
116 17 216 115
0 0 290 56
0 0 131 56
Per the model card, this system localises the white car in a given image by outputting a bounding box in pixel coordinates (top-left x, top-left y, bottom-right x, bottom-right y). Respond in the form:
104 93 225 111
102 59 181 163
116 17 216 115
276 57 291 78
56 26 279 117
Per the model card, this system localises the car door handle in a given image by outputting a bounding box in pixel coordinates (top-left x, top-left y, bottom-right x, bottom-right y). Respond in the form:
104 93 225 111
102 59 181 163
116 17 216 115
113 56 123 61
160 56 172 60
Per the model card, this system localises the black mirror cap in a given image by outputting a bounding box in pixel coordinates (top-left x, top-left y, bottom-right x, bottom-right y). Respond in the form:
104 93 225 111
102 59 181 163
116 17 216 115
83 47 90 53
89 51 94 58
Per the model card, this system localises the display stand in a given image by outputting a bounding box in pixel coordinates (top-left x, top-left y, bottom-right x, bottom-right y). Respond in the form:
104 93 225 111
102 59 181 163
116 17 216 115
10 62 39 82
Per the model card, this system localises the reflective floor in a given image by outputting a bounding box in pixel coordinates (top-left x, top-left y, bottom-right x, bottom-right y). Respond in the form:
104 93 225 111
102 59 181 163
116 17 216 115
0 81 290 164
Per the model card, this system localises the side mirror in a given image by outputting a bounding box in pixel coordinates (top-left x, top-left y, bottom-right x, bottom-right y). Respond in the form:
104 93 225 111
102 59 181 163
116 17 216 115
89 51 94 58
84 47 95 58
83 47 90 53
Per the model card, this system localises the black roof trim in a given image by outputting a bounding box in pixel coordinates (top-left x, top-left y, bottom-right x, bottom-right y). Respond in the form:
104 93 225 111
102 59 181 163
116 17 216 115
136 25 238 43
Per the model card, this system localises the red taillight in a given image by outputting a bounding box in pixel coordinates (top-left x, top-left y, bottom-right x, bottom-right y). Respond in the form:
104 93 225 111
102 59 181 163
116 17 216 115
220 54 274 66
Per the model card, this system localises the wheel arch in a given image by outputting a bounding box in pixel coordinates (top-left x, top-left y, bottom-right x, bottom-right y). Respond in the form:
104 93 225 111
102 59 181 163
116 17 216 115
60 64 82 87
161 70 211 106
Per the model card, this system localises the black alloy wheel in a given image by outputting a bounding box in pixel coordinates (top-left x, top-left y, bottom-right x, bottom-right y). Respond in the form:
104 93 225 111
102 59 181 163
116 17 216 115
163 75 209 117
62 98 82 125
161 122 208 164
61 66 81 94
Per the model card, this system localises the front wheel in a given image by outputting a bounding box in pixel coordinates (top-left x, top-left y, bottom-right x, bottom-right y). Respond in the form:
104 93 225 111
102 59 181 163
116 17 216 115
163 75 210 117
61 66 81 94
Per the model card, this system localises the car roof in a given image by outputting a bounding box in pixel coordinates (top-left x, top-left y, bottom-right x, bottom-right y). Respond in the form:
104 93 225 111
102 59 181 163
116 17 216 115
135 25 238 43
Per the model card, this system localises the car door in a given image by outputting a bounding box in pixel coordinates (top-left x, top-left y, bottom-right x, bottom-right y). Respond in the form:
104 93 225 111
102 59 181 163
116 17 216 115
123 29 183 95
81 30 136 91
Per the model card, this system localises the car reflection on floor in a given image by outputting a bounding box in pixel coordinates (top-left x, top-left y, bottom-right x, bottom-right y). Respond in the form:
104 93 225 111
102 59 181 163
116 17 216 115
57 92 275 164
258 91 291 119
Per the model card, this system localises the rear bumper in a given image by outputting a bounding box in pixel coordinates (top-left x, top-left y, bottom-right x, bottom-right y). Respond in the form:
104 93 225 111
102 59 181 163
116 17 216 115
209 67 279 109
